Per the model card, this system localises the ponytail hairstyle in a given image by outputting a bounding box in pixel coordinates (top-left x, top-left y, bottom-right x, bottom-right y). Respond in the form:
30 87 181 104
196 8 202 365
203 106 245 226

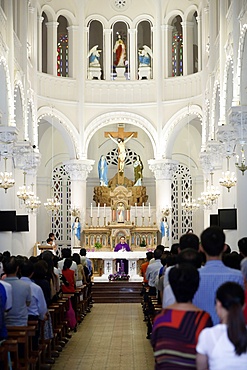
216 282 247 355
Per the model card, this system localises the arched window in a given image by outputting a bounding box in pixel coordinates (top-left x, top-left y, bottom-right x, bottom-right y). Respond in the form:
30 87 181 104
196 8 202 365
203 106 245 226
112 22 128 79
172 16 183 77
52 165 71 245
192 12 198 73
88 20 103 79
137 20 152 79
57 16 69 77
41 12 48 73
171 165 193 242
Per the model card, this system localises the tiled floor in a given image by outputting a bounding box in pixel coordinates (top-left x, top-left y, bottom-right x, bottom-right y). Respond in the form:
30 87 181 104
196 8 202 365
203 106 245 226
52 303 154 370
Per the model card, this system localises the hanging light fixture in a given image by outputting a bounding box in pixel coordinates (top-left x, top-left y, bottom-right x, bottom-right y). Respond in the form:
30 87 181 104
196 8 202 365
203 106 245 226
219 156 237 192
0 157 15 193
44 110 61 214
25 184 41 213
235 144 247 175
69 206 80 217
17 171 34 204
204 172 220 204
198 179 212 209
182 196 200 213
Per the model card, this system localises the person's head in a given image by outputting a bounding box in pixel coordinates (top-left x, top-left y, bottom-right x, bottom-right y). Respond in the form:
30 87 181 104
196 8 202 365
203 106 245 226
73 253 81 265
46 238 53 245
49 233 55 240
179 233 199 251
20 261 34 278
222 252 241 270
3 256 18 275
216 282 247 355
146 251 154 261
177 248 201 268
169 264 199 303
200 226 225 257
170 243 179 255
61 248 72 259
120 236 126 244
33 260 48 279
75 217 79 222
224 244 232 254
156 245 165 254
117 138 123 143
63 258 72 270
80 248 87 257
3 251 11 259
154 249 162 260
238 237 247 257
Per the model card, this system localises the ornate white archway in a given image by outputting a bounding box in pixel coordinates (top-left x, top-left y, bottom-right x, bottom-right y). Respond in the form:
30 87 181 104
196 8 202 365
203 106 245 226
83 111 157 158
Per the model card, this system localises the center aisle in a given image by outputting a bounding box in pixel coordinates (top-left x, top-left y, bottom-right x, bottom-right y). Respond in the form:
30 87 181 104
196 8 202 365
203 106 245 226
52 303 154 370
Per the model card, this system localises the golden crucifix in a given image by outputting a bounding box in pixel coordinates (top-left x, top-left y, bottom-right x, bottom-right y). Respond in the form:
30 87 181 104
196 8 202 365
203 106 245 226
105 125 137 184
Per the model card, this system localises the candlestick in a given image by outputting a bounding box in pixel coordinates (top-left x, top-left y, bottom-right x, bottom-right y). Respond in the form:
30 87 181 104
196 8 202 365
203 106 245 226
90 216 93 227
148 202 151 217
142 216 145 227
97 203 100 217
135 203 137 217
97 216 100 227
104 216 106 226
148 216 151 226
142 202 144 217
104 203 106 217
135 216 137 226
90 203 93 217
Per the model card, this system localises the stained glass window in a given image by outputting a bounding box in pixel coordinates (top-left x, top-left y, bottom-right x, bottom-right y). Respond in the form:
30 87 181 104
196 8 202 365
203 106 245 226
57 34 68 77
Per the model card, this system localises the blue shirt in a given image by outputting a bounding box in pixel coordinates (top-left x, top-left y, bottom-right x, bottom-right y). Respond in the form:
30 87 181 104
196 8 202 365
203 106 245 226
146 259 163 287
20 277 47 319
0 283 7 339
193 260 244 325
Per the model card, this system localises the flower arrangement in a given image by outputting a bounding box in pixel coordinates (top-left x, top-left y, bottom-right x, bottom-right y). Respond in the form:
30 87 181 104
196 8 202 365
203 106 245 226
94 242 102 250
108 272 130 281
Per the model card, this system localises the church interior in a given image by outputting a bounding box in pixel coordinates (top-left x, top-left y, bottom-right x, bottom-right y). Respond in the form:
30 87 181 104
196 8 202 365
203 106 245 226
1 1 247 369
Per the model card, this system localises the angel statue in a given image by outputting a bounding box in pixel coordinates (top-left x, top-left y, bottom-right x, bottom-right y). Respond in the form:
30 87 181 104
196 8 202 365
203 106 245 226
138 45 153 67
88 45 101 67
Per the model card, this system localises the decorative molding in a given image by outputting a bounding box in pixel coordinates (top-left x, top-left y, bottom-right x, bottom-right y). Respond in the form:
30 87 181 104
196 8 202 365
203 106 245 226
64 159 95 181
148 159 178 180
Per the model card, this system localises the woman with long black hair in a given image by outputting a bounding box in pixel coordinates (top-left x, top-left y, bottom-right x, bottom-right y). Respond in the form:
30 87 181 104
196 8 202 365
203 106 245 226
196 282 247 369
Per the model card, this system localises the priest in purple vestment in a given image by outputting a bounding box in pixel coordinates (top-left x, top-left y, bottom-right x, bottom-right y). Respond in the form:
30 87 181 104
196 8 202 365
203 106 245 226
114 236 131 273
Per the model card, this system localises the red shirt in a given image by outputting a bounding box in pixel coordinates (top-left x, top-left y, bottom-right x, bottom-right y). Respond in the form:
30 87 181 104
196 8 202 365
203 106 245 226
61 269 75 293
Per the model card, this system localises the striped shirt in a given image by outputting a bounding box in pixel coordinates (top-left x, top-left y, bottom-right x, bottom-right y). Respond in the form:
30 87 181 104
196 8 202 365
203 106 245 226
151 308 212 369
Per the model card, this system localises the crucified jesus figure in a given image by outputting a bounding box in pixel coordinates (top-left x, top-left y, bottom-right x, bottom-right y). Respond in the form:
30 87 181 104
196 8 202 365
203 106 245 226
108 133 134 173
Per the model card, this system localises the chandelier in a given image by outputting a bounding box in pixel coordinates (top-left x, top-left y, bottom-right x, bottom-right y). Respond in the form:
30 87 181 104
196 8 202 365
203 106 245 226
44 190 61 214
182 197 200 213
17 172 34 204
201 173 220 205
0 157 15 193
70 206 80 217
25 184 41 213
219 156 237 192
235 145 247 175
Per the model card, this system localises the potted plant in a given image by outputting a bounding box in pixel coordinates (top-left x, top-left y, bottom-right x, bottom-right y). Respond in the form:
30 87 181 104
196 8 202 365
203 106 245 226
94 242 102 250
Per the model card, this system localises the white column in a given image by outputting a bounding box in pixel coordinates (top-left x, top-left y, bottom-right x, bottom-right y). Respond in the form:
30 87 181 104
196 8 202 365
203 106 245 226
196 15 202 72
104 29 112 80
46 21 58 75
182 21 194 76
64 159 94 228
67 25 79 78
164 25 173 78
128 28 136 80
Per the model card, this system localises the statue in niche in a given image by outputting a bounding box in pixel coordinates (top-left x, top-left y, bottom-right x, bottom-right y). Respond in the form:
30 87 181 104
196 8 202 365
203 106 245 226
117 202 125 223
138 45 153 67
113 34 126 67
88 45 101 67
133 155 143 186
98 155 108 186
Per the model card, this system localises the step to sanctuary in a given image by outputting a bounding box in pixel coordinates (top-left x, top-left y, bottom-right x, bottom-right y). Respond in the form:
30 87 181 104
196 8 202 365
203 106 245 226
92 281 143 303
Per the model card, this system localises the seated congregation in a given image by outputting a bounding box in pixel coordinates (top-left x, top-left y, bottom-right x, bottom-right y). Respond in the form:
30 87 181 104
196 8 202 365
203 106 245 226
141 226 247 370
0 247 93 370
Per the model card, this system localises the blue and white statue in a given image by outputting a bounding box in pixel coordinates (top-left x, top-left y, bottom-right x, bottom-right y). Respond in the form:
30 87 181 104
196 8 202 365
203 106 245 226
138 45 153 67
88 45 101 67
98 155 108 186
